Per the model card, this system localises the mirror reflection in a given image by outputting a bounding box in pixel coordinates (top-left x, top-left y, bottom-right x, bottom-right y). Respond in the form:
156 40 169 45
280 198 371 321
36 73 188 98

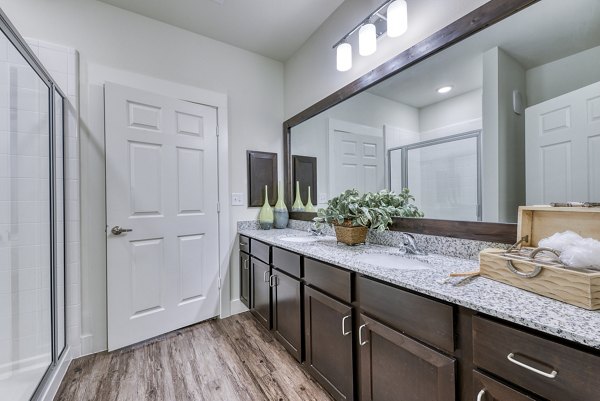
290 0 600 223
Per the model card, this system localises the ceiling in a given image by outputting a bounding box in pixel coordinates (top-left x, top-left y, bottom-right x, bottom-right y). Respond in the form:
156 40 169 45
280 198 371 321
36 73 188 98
97 0 345 61
368 0 600 109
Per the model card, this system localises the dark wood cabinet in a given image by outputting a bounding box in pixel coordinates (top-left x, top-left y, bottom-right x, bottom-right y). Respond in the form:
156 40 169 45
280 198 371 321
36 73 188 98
304 286 354 401
250 257 271 329
473 316 600 401
240 251 251 308
359 314 456 401
473 370 538 401
272 268 303 361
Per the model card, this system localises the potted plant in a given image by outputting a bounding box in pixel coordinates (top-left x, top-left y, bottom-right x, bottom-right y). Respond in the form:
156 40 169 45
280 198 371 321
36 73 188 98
313 188 424 245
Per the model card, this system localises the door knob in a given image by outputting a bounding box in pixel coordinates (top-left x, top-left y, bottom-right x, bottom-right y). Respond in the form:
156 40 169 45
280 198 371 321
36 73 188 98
111 226 133 235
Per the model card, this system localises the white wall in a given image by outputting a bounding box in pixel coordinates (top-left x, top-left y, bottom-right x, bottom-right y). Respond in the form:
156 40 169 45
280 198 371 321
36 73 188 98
526 45 600 106
0 0 284 355
482 47 526 223
419 89 483 140
284 0 489 119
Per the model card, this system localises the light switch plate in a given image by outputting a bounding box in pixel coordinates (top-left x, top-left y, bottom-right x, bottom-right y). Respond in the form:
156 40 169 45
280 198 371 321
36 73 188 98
318 193 328 204
231 193 244 206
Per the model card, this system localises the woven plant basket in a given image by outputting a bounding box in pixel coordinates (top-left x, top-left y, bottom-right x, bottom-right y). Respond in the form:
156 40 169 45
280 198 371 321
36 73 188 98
333 221 368 245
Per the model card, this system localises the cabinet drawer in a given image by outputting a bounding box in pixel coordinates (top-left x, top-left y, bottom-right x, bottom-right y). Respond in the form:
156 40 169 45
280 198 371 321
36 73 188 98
473 370 538 401
250 238 270 264
304 258 352 303
239 235 250 253
358 276 454 353
272 247 302 278
473 316 600 401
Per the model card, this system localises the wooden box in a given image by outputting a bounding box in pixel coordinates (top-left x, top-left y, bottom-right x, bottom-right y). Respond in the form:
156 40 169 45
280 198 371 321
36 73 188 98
479 206 600 310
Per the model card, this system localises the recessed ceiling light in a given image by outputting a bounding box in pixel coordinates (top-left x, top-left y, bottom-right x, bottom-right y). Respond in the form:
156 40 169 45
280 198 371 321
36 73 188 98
437 86 453 94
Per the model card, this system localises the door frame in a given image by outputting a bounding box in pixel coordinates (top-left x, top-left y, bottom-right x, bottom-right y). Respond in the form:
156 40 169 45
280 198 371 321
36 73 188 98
82 66 231 354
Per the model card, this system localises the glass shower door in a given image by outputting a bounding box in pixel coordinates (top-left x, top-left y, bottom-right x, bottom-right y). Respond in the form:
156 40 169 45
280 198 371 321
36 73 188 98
0 27 53 401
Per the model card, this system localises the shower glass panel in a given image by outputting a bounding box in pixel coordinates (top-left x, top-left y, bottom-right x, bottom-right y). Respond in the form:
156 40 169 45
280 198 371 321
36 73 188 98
407 135 480 221
389 132 481 222
0 32 53 400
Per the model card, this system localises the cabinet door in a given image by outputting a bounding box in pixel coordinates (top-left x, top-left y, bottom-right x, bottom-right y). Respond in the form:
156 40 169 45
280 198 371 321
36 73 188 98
240 251 251 308
272 269 302 361
473 370 538 401
251 257 271 329
305 286 354 401
359 314 455 401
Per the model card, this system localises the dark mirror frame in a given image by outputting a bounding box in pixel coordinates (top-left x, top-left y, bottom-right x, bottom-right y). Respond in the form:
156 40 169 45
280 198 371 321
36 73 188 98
283 0 541 244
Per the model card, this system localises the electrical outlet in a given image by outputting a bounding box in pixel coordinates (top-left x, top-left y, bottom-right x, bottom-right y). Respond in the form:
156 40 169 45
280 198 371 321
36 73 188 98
231 193 244 206
318 193 328 204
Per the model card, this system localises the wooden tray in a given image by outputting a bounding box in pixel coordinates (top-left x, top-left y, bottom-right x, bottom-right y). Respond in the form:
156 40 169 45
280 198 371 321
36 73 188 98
479 206 600 310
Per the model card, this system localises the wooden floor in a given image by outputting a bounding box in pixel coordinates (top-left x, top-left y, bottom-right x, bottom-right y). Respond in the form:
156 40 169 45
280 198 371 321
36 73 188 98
55 312 333 401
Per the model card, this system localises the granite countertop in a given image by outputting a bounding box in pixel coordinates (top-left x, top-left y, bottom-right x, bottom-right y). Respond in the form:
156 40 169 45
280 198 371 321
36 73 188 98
238 227 600 350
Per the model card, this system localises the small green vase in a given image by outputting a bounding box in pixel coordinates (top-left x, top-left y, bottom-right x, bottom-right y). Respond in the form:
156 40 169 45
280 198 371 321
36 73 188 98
258 185 273 230
305 186 316 212
273 182 289 229
292 181 305 212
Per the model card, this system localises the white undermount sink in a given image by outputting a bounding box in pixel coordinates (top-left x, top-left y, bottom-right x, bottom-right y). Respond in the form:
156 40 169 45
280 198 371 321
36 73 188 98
355 253 431 271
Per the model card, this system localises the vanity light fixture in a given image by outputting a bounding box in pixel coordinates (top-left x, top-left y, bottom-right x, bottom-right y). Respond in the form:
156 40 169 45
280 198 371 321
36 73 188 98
437 86 453 94
336 42 353 72
359 23 377 56
387 0 408 37
333 0 409 71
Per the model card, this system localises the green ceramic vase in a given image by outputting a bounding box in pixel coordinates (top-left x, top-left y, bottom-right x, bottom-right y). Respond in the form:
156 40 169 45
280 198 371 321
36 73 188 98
258 185 273 230
292 181 305 212
305 185 316 212
273 182 289 229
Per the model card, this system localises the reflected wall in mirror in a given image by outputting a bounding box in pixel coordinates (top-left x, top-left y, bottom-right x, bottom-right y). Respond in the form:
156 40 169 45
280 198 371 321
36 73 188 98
289 0 600 223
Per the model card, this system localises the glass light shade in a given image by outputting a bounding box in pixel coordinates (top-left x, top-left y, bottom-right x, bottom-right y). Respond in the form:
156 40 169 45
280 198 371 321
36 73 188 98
336 43 352 71
359 23 377 56
387 0 408 38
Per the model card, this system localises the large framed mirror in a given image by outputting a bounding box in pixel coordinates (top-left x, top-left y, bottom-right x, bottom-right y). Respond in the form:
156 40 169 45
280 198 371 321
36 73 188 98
284 0 600 242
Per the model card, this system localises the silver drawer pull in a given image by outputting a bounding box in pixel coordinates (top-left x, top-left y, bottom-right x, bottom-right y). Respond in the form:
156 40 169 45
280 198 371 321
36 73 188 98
358 324 368 346
240 242 248 247
243 259 249 270
263 270 269 283
269 275 278 287
477 389 486 401
507 353 558 379
341 315 351 336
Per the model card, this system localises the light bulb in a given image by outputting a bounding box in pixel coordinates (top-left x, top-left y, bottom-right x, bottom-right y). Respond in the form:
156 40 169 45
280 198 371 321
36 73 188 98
387 0 408 38
336 43 352 72
359 23 377 56
437 86 453 94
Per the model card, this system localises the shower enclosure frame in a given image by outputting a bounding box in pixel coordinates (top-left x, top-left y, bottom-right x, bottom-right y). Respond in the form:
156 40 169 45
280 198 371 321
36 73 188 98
387 130 483 222
0 7 68 400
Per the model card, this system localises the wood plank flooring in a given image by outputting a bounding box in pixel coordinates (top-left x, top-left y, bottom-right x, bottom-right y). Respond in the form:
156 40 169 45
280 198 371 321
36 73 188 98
54 312 333 401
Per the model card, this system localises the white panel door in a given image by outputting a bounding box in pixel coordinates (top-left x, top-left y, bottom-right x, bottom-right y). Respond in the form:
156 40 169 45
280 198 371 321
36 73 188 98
105 82 219 350
330 128 384 197
526 81 600 205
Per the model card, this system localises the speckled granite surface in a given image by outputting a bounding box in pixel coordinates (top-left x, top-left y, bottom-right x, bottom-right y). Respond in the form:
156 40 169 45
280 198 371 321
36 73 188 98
238 227 600 350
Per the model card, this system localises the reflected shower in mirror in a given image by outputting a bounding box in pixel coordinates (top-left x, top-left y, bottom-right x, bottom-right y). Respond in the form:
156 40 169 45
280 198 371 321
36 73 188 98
289 0 600 223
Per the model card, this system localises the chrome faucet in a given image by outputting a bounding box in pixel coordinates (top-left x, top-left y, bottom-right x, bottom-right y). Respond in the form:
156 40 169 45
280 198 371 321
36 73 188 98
399 233 427 255
309 223 324 236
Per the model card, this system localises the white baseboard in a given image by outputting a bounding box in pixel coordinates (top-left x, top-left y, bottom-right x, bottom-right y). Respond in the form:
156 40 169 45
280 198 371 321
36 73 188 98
40 346 72 401
229 299 249 316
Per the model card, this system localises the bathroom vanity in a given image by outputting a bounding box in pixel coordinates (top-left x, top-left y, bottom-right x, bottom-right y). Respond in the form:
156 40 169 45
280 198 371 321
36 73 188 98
238 228 600 401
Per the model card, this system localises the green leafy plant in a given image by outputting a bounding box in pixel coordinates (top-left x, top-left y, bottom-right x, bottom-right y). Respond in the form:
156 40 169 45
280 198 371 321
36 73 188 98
313 188 424 232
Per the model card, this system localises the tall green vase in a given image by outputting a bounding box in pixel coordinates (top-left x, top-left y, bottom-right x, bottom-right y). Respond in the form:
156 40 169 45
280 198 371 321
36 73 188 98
292 181 305 212
305 185 316 212
273 182 289 229
258 185 273 230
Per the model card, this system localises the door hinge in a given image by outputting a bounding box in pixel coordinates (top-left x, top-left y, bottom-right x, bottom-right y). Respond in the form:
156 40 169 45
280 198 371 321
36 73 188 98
216 125 219 136
217 277 221 290
217 202 221 213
